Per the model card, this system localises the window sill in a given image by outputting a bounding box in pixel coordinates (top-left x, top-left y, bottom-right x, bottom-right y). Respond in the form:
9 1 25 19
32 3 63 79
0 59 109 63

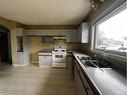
90 49 126 63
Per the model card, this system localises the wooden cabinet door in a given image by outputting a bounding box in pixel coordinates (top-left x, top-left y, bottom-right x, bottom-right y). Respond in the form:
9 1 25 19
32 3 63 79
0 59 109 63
74 66 87 95
78 23 89 43
67 56 72 69
77 65 94 95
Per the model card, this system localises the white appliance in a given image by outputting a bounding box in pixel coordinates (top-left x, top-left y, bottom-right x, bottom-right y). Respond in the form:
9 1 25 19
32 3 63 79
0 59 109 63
39 52 52 67
52 48 66 68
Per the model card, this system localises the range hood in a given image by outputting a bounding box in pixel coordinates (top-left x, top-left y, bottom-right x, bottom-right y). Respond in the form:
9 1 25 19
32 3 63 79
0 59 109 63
53 36 66 39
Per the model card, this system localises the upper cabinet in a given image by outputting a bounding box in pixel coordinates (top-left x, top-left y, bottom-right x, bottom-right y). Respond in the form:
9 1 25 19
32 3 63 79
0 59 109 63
78 23 89 43
66 30 79 42
42 36 54 43
16 28 24 52
16 28 24 36
17 36 23 52
26 29 79 43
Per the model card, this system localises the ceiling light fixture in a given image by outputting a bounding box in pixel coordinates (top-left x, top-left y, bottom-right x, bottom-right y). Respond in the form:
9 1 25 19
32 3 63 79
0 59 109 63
89 0 105 10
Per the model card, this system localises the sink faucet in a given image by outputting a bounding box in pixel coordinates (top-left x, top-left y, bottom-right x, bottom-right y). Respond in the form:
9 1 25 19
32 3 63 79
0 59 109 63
93 54 103 62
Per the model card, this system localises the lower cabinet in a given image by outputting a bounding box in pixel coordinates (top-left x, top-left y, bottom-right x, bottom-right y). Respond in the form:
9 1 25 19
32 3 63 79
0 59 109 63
39 55 52 67
74 65 87 95
74 61 94 95
17 52 24 64
66 52 73 69
66 56 72 68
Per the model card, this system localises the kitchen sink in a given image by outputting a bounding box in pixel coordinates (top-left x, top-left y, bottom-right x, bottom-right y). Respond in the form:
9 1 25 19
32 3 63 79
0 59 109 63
78 56 111 68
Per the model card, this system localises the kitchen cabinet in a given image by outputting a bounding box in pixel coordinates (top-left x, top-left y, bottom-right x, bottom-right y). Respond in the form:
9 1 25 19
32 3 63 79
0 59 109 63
16 28 24 52
74 63 87 95
41 36 54 43
72 55 76 78
74 60 94 95
16 28 24 65
66 52 73 68
17 52 24 64
78 23 89 43
39 53 52 67
26 29 79 42
17 36 23 52
66 31 79 42
16 28 30 65
16 28 24 36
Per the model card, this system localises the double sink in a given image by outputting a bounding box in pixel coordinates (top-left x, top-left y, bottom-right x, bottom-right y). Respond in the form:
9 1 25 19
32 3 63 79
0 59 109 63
77 56 111 70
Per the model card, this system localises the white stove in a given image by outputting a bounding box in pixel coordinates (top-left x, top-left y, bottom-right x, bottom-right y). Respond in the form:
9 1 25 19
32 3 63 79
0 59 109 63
52 48 66 68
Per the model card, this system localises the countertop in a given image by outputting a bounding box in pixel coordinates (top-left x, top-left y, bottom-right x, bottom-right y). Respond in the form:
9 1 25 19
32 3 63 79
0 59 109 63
38 50 52 56
38 49 53 53
72 51 126 95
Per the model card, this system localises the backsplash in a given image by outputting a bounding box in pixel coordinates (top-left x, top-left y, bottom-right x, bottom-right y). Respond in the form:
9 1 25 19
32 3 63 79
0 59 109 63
54 39 66 49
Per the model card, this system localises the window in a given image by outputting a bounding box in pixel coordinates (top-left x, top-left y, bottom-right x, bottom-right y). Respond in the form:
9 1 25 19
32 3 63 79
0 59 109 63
94 7 127 56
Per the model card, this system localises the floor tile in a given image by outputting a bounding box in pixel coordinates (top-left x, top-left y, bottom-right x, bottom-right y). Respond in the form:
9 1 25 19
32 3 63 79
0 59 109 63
0 64 77 95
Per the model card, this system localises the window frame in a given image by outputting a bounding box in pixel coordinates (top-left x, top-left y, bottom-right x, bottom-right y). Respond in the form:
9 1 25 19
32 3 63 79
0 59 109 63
91 2 127 57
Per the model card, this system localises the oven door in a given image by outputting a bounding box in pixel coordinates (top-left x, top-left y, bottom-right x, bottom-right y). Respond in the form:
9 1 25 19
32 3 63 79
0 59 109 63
52 54 66 63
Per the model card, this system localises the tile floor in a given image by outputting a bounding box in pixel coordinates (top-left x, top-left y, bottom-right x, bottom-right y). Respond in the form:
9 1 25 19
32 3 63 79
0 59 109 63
0 64 77 95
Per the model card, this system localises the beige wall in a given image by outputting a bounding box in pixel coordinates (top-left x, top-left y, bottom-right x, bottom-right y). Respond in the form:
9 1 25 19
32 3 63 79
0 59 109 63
30 37 39 63
0 17 18 64
30 37 53 64
29 37 81 64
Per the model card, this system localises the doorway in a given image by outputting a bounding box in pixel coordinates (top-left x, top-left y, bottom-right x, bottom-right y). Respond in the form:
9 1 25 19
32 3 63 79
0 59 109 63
0 25 12 65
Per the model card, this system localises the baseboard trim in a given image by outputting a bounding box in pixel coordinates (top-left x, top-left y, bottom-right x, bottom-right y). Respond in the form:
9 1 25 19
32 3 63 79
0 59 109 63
13 63 29 66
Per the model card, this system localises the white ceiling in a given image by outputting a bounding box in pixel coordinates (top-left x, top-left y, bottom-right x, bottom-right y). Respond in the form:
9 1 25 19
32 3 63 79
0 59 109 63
0 0 90 25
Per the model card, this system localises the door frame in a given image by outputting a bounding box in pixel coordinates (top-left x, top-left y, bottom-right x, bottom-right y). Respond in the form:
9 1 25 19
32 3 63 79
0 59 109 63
0 25 12 65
